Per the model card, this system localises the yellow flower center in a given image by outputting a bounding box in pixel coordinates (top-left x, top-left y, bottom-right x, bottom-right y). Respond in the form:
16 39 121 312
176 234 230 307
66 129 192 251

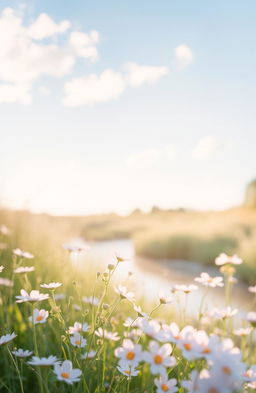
183 343 192 351
202 347 211 354
126 351 135 360
161 384 169 392
61 372 70 379
36 315 43 321
154 354 163 364
125 370 131 375
222 366 231 375
75 340 81 346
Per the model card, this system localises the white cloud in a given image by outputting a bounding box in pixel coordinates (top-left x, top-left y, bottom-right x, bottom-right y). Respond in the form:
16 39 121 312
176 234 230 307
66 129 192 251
192 135 229 159
175 44 194 69
28 13 71 40
126 149 160 169
38 86 51 95
0 83 31 104
124 62 169 87
0 7 100 104
63 70 126 107
63 63 169 107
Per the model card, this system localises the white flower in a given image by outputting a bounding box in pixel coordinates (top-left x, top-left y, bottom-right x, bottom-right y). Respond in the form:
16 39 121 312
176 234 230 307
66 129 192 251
162 322 181 343
0 278 13 287
115 339 143 367
68 322 90 334
195 272 224 288
82 296 99 306
0 265 4 273
154 375 178 393
12 348 33 358
0 333 17 345
28 355 58 366
54 293 66 300
176 326 202 360
248 285 256 294
181 369 209 393
81 350 96 360
115 285 135 301
0 224 10 235
70 333 87 348
215 253 242 266
14 266 35 274
246 312 256 326
158 291 173 304
143 341 176 375
234 327 252 336
140 319 166 342
210 307 238 320
54 360 81 384
16 289 49 303
95 328 120 341
117 363 139 377
40 282 62 290
133 304 149 318
174 284 198 294
63 243 89 253
29 308 49 325
13 248 34 259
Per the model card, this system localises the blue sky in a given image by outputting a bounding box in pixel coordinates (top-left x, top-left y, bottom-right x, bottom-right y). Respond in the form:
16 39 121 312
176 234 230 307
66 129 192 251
0 0 255 214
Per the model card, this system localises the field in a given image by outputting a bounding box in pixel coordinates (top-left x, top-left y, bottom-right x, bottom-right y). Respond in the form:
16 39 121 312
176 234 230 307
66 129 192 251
0 209 256 392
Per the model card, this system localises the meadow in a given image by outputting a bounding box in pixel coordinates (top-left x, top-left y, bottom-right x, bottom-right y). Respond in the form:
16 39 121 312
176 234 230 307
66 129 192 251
0 208 256 392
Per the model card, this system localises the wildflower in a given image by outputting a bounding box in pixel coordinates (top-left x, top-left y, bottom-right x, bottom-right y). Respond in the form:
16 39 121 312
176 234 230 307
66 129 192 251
95 328 120 341
28 355 58 366
174 284 198 294
40 282 62 290
115 284 135 301
0 278 13 287
209 307 238 320
54 293 66 300
115 339 143 367
81 350 96 360
0 266 4 273
68 322 90 334
158 291 173 304
140 319 166 342
133 304 149 319
234 327 252 336
63 243 89 253
154 376 178 393
54 360 81 384
70 333 87 348
181 369 209 393
14 266 35 274
246 312 256 327
12 349 33 358
115 253 129 263
162 322 181 343
16 289 49 303
82 296 99 306
215 253 242 266
124 328 143 340
176 326 202 360
248 285 256 293
29 308 49 324
209 351 246 384
13 248 34 259
195 272 224 288
0 333 17 345
0 224 10 235
117 363 139 377
143 341 176 375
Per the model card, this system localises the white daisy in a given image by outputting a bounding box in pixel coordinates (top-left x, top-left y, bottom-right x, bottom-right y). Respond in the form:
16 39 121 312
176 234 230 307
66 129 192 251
115 339 143 367
54 360 81 384
117 363 139 377
158 291 173 304
81 350 96 360
0 332 17 345
13 248 34 259
115 285 135 301
174 284 198 294
143 341 176 375
27 355 58 366
195 272 224 288
154 375 178 393
40 282 62 290
16 289 49 303
70 333 87 348
29 308 49 324
12 348 33 358
0 278 13 287
14 266 35 274
95 328 120 341
68 322 90 334
215 253 242 266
